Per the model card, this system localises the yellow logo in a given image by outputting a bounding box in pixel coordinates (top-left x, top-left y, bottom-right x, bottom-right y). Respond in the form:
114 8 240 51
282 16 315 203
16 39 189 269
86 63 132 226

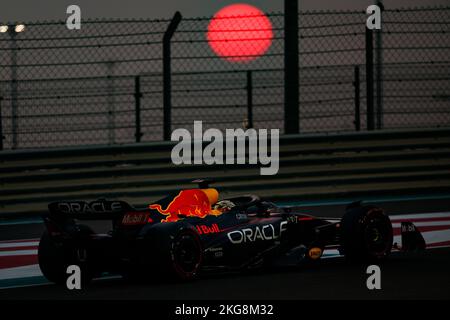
308 247 323 260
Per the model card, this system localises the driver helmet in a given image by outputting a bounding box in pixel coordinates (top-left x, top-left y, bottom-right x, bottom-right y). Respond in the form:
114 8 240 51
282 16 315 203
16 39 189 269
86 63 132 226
213 200 236 212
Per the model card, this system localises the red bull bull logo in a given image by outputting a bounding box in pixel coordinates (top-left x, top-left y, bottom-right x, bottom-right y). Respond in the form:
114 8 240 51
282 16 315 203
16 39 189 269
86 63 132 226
149 188 222 223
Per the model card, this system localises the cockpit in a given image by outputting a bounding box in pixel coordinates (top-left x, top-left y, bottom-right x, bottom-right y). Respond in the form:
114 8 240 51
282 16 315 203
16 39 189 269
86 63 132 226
213 196 282 217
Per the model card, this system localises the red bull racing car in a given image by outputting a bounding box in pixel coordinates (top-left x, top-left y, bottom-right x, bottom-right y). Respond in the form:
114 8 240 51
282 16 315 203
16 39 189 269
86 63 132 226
38 180 425 284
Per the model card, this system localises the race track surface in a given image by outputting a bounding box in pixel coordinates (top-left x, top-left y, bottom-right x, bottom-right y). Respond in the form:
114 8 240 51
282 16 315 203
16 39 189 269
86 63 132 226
1 248 449 300
0 197 449 300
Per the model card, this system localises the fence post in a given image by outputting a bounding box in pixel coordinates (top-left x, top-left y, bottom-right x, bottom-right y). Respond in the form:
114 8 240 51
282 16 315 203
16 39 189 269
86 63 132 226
375 0 384 129
246 71 254 129
365 27 375 131
9 28 18 149
106 61 116 145
284 0 299 134
353 66 361 131
163 11 182 141
134 76 142 143
0 96 3 151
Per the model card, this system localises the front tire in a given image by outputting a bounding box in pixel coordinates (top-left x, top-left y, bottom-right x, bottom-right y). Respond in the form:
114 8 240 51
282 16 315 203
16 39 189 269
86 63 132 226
139 227 203 282
341 205 393 262
170 229 203 280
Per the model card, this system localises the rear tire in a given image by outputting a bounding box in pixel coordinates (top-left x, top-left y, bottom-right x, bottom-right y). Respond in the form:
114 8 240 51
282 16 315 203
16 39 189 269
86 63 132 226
38 231 67 285
38 229 94 286
341 205 393 262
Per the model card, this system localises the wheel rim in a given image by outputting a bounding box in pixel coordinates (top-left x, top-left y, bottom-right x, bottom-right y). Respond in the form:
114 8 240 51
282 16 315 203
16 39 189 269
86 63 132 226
363 212 392 257
173 232 201 276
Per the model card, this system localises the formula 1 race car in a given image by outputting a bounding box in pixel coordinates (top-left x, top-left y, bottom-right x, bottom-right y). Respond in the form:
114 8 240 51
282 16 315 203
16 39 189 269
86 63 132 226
38 180 426 284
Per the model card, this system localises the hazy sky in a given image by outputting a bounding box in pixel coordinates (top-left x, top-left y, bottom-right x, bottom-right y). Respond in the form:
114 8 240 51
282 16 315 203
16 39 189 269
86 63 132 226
1 0 449 23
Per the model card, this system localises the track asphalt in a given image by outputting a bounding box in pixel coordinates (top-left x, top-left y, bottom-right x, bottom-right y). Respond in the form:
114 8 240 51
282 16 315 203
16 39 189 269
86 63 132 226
0 197 449 299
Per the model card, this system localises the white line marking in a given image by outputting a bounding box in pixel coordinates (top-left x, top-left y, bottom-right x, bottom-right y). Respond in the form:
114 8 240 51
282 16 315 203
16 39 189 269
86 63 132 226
422 229 450 244
0 264 42 280
392 221 450 228
0 241 39 248
0 238 39 244
390 212 450 220
0 250 38 257
0 282 51 290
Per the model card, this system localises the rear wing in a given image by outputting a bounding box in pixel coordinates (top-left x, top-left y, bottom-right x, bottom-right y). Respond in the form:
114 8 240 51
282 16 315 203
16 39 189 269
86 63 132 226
47 199 135 220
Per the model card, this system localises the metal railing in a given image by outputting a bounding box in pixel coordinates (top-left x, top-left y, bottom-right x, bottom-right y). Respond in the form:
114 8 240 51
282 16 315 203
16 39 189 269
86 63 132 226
0 5 449 150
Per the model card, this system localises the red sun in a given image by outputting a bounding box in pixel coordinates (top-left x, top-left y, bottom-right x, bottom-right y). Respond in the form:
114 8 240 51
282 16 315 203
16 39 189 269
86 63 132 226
207 4 273 63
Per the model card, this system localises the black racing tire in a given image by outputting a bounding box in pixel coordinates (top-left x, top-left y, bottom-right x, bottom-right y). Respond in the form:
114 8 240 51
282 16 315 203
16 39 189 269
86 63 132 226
140 227 203 282
169 229 203 280
38 229 95 286
340 205 393 262
38 231 67 285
